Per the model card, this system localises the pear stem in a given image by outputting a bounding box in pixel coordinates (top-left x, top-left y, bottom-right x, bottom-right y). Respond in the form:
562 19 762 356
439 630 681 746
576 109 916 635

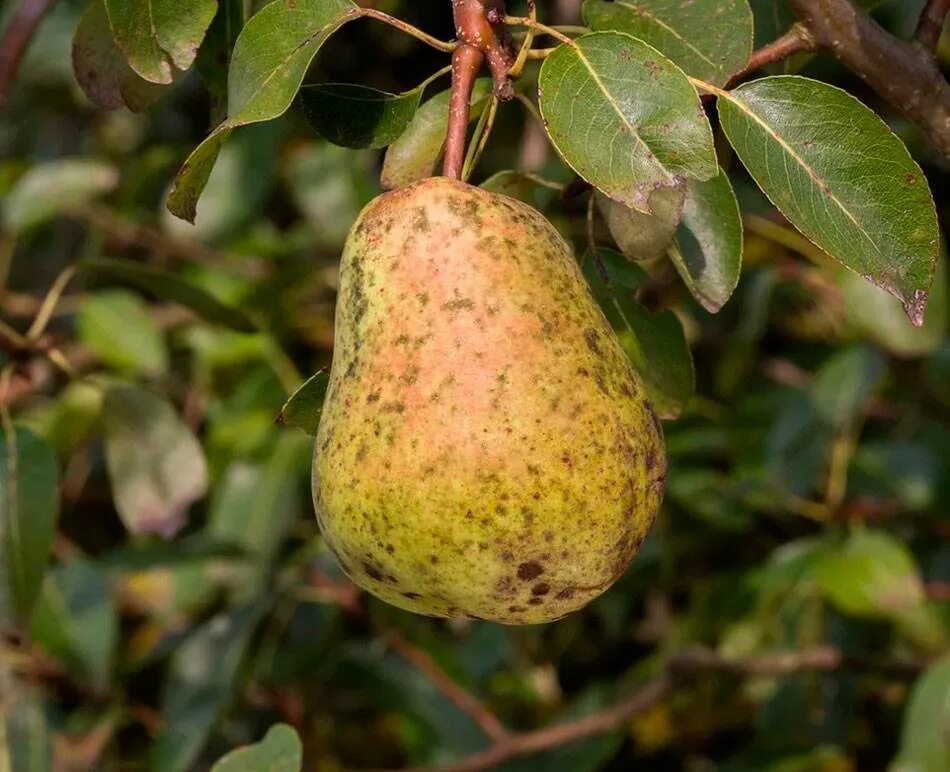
443 1 516 179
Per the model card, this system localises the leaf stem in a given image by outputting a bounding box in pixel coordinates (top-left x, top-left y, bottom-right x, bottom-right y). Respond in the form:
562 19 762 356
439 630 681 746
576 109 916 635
462 96 499 181
359 8 458 53
417 63 455 93
26 264 77 341
508 0 537 78
504 16 574 46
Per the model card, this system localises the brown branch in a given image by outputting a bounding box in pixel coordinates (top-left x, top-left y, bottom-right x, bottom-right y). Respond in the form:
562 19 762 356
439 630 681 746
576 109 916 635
384 645 927 772
787 0 950 155
386 631 510 742
917 0 950 51
727 24 817 86
444 44 484 180
0 0 57 107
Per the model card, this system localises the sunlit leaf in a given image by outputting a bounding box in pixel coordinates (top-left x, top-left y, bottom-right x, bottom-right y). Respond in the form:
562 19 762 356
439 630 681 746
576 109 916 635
539 32 717 212
77 290 170 377
211 724 302 772
0 426 59 624
301 83 423 149
167 0 359 222
719 76 939 325
582 0 753 86
103 0 216 83
670 170 743 312
101 384 208 539
381 79 493 190
276 370 328 436
2 158 118 234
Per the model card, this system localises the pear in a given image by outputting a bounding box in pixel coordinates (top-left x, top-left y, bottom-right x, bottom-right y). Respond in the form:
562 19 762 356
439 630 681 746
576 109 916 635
313 177 666 624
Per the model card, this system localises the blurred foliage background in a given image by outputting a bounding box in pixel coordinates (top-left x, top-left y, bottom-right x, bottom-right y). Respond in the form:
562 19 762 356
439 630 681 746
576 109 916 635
1 0 949 770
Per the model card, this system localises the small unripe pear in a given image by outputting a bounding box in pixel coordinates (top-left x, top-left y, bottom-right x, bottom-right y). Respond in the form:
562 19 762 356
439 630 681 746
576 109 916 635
313 177 666 624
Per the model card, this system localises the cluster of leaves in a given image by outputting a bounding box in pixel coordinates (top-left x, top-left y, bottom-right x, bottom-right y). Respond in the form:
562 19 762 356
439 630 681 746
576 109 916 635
0 0 948 770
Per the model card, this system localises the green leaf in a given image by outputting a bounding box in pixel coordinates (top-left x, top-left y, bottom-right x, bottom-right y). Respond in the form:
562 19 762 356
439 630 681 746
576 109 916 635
813 529 924 618
596 184 686 261
276 370 328 435
718 76 939 325
893 654 950 772
301 83 423 149
72 1 172 112
582 0 753 86
153 604 264 772
811 345 886 428
101 384 208 539
210 724 302 772
31 561 117 690
538 32 717 213
583 249 695 417
0 426 59 624
2 158 118 234
77 290 170 377
381 79 493 190
167 0 359 222
670 170 743 312
835 254 947 358
82 258 256 332
209 433 309 560
1 689 52 772
103 0 217 84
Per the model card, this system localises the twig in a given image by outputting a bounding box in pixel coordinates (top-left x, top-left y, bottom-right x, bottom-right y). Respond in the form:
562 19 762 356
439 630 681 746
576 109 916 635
787 0 950 155
386 631 510 742
360 7 458 53
391 645 927 772
727 24 817 85
0 0 57 106
444 44 484 179
917 0 950 51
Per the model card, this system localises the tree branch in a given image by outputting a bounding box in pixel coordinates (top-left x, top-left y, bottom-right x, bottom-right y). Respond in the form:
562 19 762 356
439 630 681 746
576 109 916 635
727 24 817 85
386 645 928 772
917 0 950 51
787 0 950 155
0 0 57 106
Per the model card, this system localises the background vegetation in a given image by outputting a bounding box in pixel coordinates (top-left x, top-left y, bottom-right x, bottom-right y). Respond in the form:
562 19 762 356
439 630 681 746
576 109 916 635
0 0 948 770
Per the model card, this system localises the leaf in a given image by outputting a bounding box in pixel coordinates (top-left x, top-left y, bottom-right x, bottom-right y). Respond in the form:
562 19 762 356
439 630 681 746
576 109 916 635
82 258 256 332
0 426 59 624
301 83 423 149
195 0 245 124
153 604 264 772
597 184 686 261
893 654 950 772
669 170 743 312
582 0 754 86
1 689 53 772
718 76 939 325
276 370 329 435
583 249 695 417
210 724 302 772
381 79 493 190
31 561 117 690
101 384 208 539
2 158 118 234
77 290 170 377
167 0 359 222
813 529 924 618
811 345 886 428
103 0 217 83
72 1 172 112
538 32 717 213
835 254 947 358
209 433 309 560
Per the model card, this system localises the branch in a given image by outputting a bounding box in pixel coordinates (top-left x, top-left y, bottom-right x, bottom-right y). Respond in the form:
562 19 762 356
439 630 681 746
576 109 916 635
0 0 57 107
917 0 950 51
787 0 950 155
727 24 817 85
391 645 928 772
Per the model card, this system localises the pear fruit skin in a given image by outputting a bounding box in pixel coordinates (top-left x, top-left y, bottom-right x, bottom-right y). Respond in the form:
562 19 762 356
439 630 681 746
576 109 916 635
313 177 666 624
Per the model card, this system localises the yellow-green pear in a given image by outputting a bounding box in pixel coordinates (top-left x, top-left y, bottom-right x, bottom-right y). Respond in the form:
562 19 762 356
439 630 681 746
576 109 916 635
313 177 666 624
